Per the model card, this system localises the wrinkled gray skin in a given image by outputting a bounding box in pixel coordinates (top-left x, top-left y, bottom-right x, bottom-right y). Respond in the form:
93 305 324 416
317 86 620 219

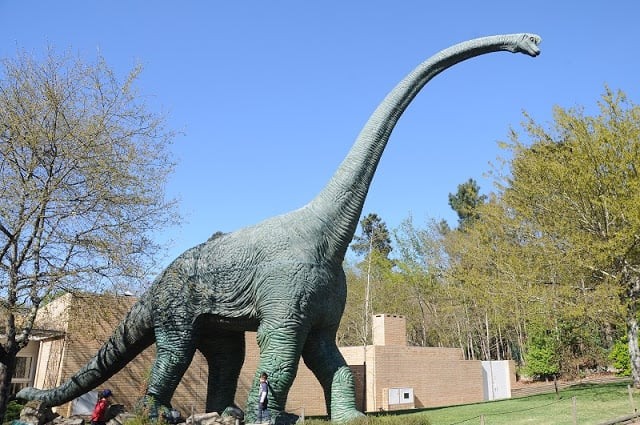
17 34 540 423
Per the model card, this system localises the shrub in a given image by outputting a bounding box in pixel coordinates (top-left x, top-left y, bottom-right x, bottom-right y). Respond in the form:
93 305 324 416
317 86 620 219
608 337 632 376
523 330 560 380
4 400 24 424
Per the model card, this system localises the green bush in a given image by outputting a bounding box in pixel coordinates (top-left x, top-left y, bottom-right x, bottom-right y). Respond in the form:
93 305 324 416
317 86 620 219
608 337 631 376
523 330 560 380
4 400 24 425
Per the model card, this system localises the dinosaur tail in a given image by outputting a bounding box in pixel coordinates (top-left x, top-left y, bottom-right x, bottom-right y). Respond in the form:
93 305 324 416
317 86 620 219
16 297 155 406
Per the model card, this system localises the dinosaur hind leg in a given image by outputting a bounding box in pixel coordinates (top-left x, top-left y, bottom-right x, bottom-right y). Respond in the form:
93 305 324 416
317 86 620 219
197 329 245 414
302 327 364 422
145 327 197 409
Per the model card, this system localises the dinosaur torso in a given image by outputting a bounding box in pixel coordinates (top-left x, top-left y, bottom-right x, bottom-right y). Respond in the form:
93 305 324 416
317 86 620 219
146 209 346 332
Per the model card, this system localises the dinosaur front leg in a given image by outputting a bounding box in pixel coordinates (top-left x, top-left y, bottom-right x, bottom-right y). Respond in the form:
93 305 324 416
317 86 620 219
245 325 305 423
302 328 364 423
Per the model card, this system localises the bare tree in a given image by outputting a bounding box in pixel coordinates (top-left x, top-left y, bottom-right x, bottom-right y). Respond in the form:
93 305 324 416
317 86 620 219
0 48 179 419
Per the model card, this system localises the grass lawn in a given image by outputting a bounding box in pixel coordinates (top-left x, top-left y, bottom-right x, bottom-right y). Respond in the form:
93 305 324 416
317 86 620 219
304 381 640 425
411 381 639 425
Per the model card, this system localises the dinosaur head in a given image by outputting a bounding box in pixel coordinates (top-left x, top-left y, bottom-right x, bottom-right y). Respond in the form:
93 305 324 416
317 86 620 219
507 33 542 57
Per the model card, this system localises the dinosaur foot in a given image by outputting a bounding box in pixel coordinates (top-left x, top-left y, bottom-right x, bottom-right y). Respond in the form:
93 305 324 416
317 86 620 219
134 394 174 421
245 410 299 425
222 405 244 420
331 408 366 423
272 411 301 425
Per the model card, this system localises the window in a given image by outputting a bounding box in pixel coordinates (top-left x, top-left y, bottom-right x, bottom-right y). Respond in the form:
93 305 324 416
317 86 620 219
11 356 33 394
14 357 32 379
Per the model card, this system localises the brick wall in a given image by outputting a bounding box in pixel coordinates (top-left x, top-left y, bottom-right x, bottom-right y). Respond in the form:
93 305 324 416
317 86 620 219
368 345 483 410
34 294 209 416
32 295 510 418
372 314 406 347
237 333 487 415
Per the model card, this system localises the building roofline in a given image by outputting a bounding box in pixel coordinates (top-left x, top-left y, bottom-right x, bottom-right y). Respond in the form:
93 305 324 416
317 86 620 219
0 329 65 342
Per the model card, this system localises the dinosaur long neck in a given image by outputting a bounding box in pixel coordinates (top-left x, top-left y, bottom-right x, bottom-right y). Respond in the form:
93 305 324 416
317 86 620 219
307 35 525 261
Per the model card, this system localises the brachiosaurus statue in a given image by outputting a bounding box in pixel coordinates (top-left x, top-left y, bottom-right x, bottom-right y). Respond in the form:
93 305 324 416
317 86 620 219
18 33 541 423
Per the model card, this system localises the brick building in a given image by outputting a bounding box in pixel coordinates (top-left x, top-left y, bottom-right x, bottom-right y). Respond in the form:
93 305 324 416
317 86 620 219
15 294 515 417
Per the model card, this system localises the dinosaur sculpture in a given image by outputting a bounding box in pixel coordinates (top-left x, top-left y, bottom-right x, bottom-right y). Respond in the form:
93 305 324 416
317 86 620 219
17 33 541 423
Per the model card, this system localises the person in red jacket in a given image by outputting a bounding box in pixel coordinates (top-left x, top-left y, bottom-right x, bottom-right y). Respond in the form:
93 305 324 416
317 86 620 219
91 389 113 425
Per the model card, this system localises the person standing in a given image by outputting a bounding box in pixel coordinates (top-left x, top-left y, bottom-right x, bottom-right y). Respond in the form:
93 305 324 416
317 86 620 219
257 372 270 424
91 389 113 425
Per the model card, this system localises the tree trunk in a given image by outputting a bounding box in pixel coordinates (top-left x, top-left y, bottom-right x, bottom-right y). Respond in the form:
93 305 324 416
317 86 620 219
496 319 503 361
484 311 492 360
0 354 18 424
627 303 640 388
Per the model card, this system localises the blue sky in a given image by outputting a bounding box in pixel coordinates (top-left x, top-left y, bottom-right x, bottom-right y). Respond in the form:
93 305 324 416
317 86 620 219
3 1 640 267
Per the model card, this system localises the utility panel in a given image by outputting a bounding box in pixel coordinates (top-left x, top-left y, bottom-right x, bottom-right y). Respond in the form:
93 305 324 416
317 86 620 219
384 387 415 410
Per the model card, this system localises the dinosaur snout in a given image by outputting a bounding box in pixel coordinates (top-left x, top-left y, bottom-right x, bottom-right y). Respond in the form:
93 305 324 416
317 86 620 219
523 34 542 57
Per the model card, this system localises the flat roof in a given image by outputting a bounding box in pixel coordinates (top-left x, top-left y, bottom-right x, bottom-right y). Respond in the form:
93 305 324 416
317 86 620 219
0 329 65 341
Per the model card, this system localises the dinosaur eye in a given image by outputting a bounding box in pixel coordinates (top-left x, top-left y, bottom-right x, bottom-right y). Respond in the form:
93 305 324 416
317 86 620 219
530 36 536 42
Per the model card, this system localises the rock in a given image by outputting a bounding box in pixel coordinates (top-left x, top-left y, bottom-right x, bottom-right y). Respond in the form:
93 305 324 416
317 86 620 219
18 405 245 425
19 400 57 425
184 411 240 425
106 404 126 420
56 417 85 425
107 412 137 425
186 411 219 425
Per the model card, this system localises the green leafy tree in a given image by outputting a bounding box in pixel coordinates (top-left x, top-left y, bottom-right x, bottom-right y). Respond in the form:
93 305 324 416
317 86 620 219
347 213 394 345
393 216 454 347
441 198 542 361
350 213 393 258
448 178 487 229
0 48 178 419
337 264 367 346
501 87 640 387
